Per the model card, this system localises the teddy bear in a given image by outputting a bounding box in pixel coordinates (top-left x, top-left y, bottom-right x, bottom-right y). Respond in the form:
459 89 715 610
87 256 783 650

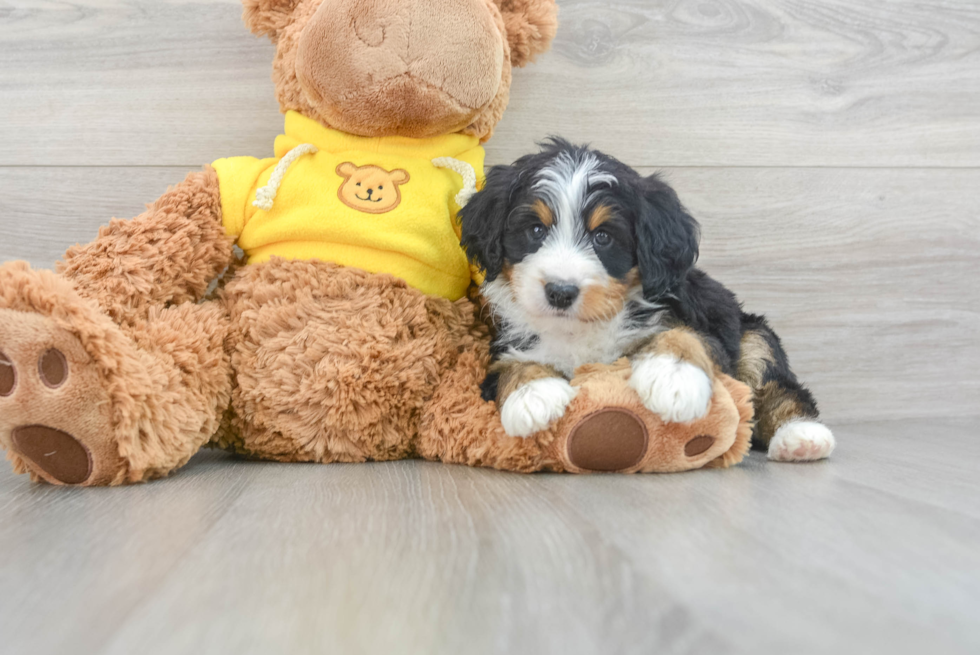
0 0 753 486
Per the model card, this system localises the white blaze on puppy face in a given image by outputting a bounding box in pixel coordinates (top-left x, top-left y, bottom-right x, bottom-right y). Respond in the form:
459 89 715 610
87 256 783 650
511 152 620 321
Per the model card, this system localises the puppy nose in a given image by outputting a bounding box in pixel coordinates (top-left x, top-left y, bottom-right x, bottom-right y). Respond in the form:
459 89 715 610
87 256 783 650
366 188 374 196
545 282 580 310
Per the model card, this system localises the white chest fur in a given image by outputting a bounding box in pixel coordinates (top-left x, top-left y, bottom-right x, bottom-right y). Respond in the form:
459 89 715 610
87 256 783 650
514 318 641 377
485 279 664 378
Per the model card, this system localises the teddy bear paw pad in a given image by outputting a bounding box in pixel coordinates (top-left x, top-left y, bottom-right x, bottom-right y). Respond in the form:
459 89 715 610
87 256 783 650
0 311 118 485
566 408 649 472
11 425 92 485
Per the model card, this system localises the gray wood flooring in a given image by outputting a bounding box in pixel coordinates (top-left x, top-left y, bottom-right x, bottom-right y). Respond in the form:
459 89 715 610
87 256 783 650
1 1 978 653
2 419 978 654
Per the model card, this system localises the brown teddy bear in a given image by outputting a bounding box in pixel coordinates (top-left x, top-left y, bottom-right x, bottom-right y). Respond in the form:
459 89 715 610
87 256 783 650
0 0 752 486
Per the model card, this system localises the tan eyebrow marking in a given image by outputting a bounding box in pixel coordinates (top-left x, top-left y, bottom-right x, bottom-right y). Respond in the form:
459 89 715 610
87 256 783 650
588 204 614 232
532 199 554 227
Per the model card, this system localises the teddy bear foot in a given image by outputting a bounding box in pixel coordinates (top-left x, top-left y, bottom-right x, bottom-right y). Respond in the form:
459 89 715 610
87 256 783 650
2 262 233 486
0 310 123 485
417 349 754 475
547 360 755 474
564 408 649 472
559 405 722 474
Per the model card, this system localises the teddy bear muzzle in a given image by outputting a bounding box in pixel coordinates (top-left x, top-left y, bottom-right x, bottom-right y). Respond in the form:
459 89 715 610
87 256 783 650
296 0 506 139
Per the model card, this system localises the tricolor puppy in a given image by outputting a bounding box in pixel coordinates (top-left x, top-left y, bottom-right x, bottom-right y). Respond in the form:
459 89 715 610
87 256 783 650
459 139 835 462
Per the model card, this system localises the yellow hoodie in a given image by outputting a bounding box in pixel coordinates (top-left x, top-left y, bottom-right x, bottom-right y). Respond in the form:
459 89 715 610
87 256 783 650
212 111 485 300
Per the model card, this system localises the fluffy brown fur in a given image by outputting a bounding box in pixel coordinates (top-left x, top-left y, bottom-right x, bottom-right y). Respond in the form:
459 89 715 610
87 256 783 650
219 259 472 463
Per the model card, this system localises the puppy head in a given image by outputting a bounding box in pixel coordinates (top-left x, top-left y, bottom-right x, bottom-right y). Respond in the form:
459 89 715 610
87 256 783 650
461 139 699 324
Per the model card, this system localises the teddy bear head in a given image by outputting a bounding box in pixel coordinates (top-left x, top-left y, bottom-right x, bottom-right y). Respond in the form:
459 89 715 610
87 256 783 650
242 0 558 142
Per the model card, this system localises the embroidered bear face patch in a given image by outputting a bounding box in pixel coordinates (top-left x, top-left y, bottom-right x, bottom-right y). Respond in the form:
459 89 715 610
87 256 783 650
336 162 410 214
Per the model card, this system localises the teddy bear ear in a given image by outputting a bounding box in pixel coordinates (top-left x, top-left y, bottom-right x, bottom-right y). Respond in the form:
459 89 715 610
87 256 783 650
493 0 559 68
241 0 304 39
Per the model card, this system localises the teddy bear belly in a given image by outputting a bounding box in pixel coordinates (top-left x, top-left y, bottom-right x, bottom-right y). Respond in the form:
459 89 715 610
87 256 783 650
219 257 473 463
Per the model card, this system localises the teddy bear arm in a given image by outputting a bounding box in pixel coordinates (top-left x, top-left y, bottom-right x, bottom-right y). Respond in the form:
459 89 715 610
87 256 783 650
56 166 234 326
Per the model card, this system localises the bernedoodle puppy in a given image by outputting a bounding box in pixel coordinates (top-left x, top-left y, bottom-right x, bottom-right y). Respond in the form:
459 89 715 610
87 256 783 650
460 139 835 462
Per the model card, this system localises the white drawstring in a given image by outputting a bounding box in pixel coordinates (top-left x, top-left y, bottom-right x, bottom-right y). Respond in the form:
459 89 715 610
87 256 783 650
253 143 319 211
432 157 478 207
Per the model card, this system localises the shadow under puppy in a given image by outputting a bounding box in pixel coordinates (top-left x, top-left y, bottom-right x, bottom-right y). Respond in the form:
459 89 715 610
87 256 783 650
460 139 835 462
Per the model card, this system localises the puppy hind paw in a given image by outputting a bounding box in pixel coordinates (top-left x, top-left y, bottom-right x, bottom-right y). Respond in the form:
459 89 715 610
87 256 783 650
629 354 713 424
500 377 578 438
768 420 836 462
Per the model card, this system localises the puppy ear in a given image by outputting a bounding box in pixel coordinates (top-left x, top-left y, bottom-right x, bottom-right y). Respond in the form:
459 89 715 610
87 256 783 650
336 162 357 178
493 0 559 68
460 164 519 283
242 0 303 40
636 175 700 300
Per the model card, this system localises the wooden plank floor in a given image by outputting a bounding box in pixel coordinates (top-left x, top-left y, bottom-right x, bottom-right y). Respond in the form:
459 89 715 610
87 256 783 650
1 1 979 653
1 418 978 655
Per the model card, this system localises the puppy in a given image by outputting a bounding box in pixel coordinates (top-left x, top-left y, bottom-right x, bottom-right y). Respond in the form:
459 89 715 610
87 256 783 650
459 139 835 462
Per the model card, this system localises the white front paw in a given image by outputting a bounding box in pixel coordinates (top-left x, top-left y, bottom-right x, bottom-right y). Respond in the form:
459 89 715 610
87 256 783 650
629 354 713 423
500 377 578 438
768 420 836 462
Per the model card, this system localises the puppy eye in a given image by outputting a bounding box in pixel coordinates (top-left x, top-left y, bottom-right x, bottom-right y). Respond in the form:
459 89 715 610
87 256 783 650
356 182 361 187
527 223 548 241
593 230 612 247
379 186 384 190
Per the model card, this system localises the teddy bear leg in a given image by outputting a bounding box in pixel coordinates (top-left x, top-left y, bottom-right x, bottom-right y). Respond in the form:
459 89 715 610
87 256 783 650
548 362 753 474
0 264 232 485
57 166 233 326
544 328 751 473
220 259 467 463
417 347 556 473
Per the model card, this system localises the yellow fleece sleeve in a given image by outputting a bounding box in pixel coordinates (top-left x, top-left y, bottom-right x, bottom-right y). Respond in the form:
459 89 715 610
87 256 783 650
452 147 487 286
211 156 277 239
